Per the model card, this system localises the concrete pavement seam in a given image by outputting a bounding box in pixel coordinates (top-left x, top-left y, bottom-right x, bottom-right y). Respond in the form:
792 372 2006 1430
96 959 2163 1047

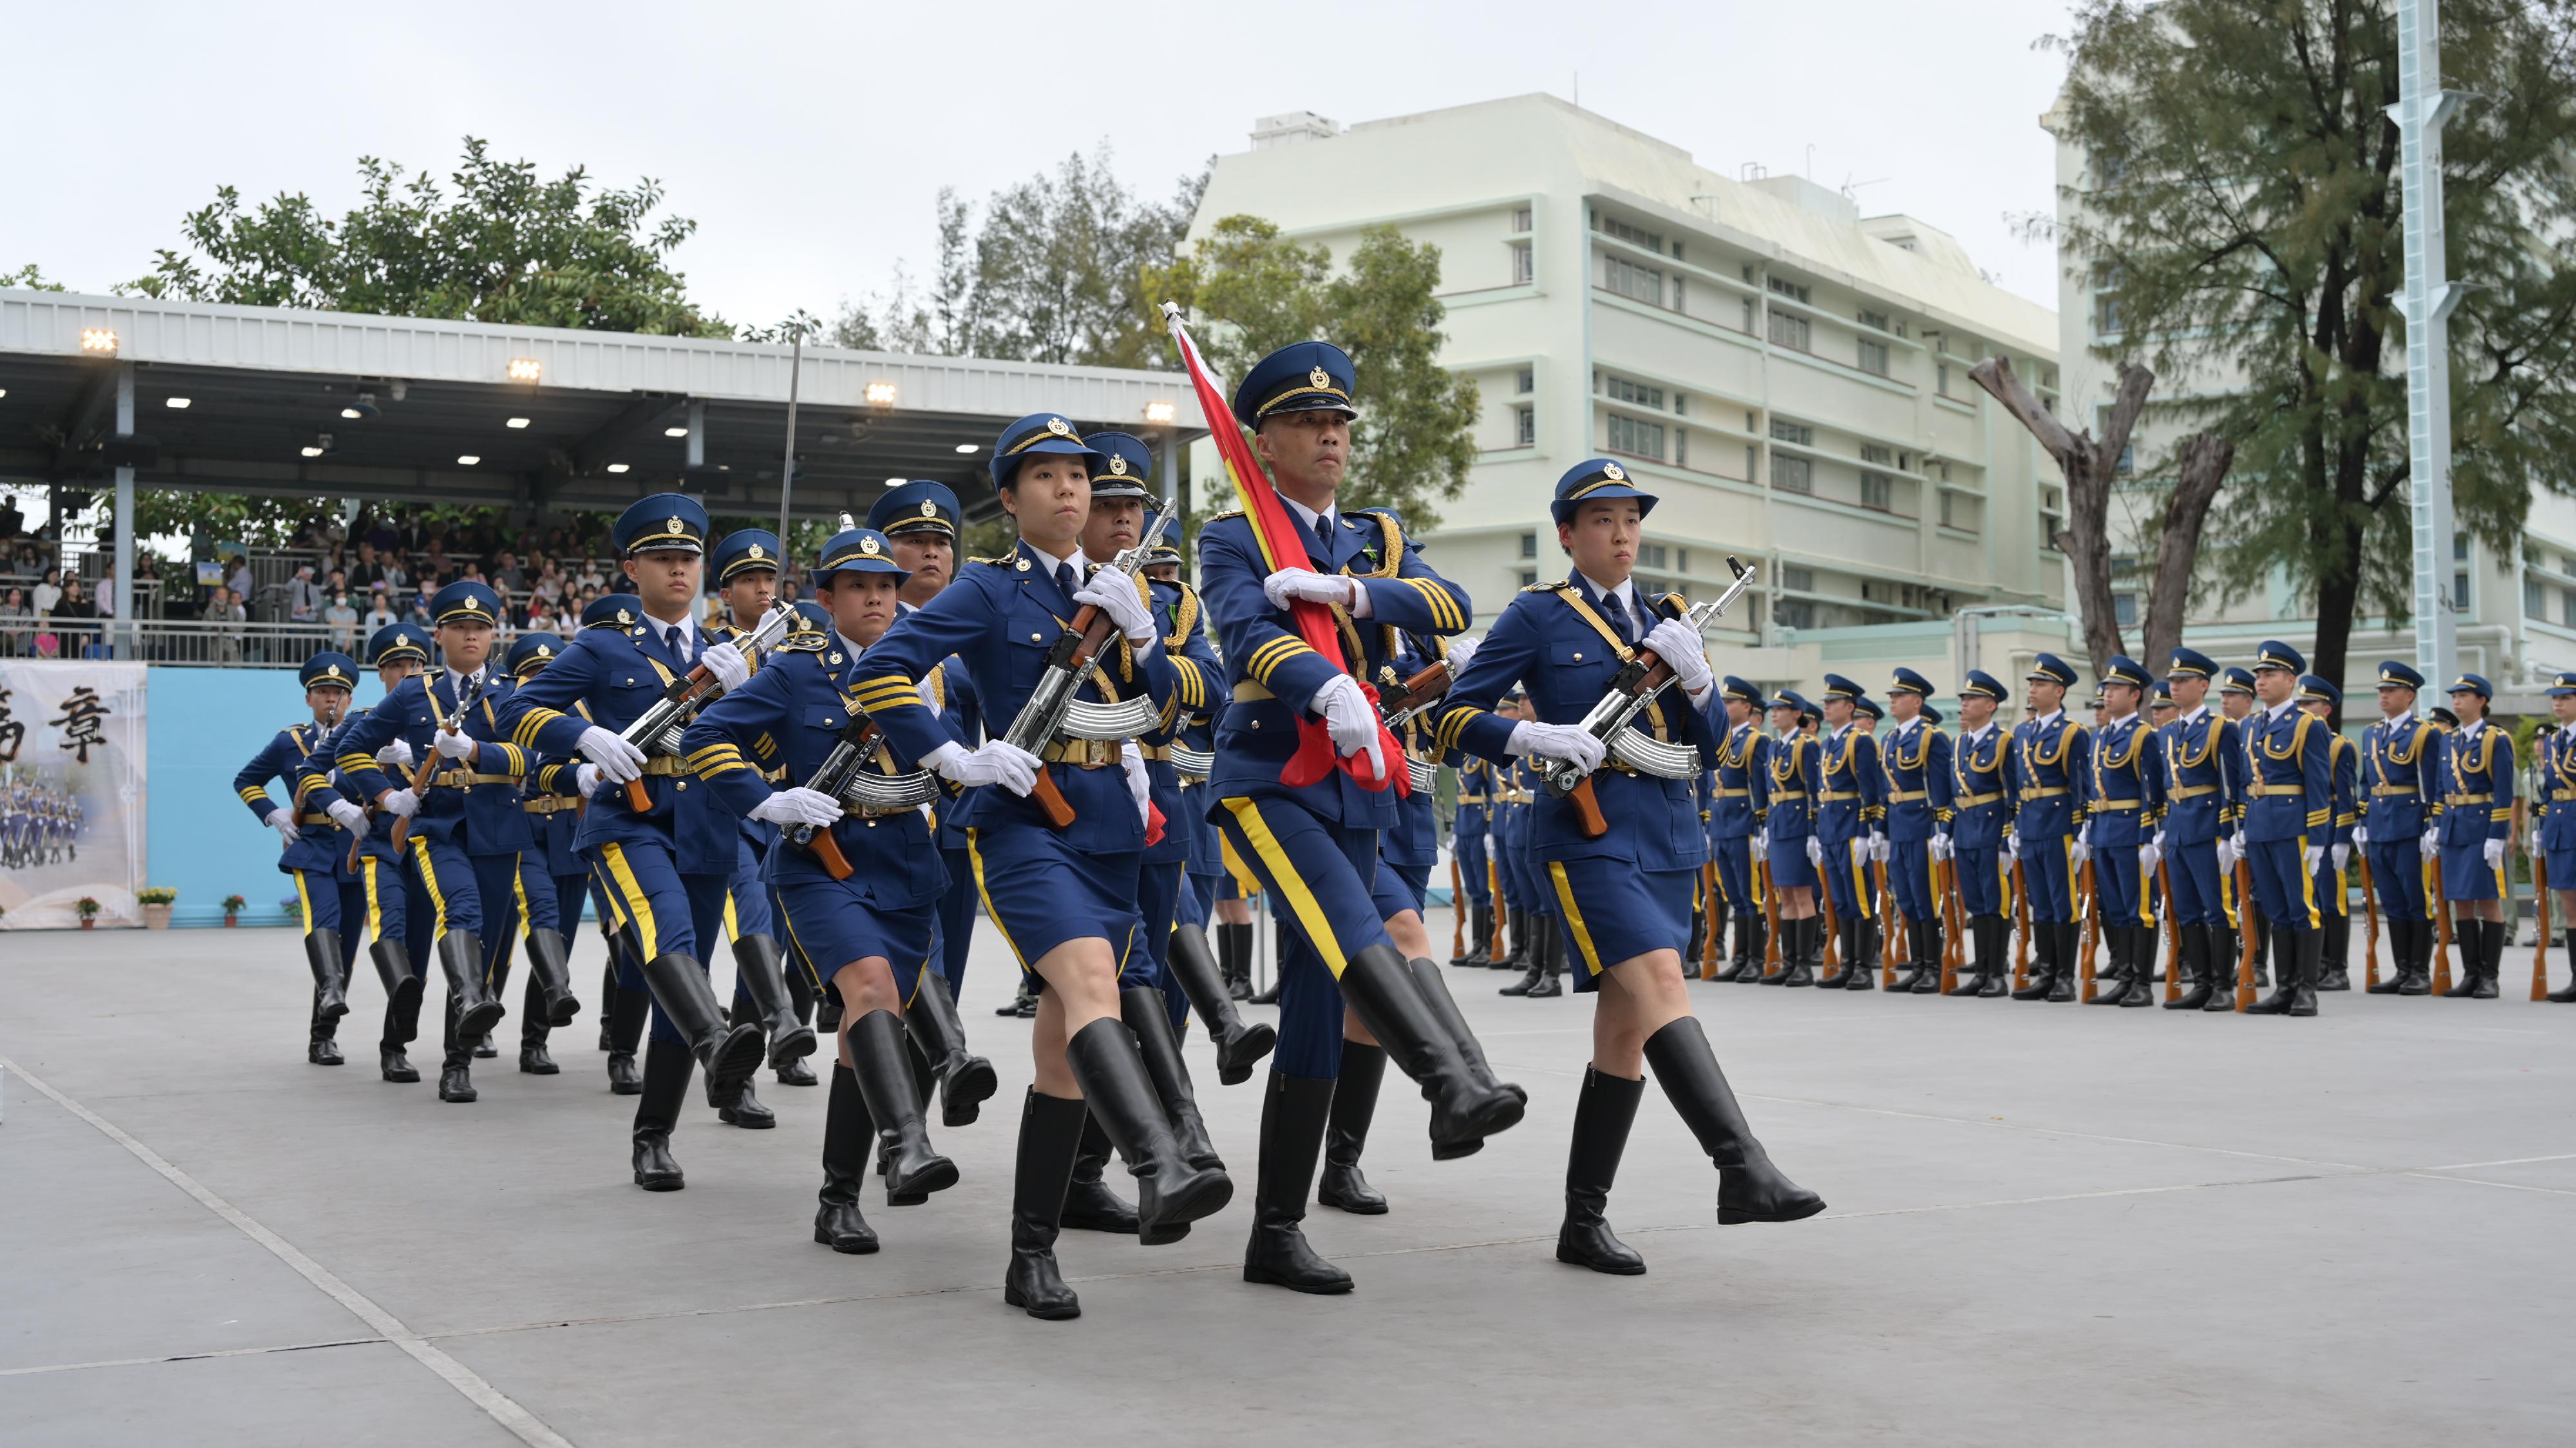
0 1054 577 1448
0 1337 384 1378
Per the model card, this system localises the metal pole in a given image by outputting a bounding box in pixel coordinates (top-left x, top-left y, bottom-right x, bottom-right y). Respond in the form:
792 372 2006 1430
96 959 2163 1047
113 362 135 658
777 335 804 544
2391 0 2462 686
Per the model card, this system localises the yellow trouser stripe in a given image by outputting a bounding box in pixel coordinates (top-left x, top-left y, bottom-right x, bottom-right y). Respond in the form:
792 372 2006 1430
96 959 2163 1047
415 846 452 940
1221 797 1348 976
598 842 659 960
2138 868 2153 929
363 858 387 938
1219 832 1261 897
723 890 741 947
772 894 829 994
2300 853 2321 930
1851 841 1874 920
1547 861 1605 976
964 830 1031 971
294 872 316 934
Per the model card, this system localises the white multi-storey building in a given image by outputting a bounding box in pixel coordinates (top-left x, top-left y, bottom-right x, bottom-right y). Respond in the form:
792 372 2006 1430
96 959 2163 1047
1188 95 2069 698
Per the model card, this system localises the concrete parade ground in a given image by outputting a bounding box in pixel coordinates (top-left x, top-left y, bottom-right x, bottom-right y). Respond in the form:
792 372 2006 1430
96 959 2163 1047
3 918 2571 1447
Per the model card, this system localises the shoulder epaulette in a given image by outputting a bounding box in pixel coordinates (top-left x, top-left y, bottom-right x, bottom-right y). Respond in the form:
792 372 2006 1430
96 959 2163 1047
968 555 1015 567
1521 578 1573 593
1202 509 1246 525
1657 591 1689 616
776 633 826 653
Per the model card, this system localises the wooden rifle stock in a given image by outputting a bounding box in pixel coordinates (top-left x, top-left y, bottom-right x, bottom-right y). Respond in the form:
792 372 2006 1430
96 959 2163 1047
1027 600 1119 832
1759 859 1781 978
1379 660 1452 725
1937 857 1964 995
2430 862 2453 994
1700 862 1720 980
1449 858 1466 960
1817 855 1842 979
2533 849 2552 1000
388 750 441 855
2011 858 2032 991
2358 854 2381 988
2078 857 2101 1001
1566 654 1678 841
2234 859 2260 1010
810 830 857 882
2158 861 2180 1004
1488 856 1507 955
1877 857 1898 990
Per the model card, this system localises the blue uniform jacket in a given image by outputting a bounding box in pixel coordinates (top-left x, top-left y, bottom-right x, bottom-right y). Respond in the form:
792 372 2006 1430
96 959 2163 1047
707 617 786 863
234 719 346 876
1709 721 1772 841
1381 632 1448 870
1879 717 1953 844
2434 719 2515 848
1453 755 1495 843
2085 713 2166 848
1146 576 1225 866
1769 732 1822 842
2239 705 2334 849
2009 712 2091 843
2537 728 2576 855
2358 712 2441 840
2326 733 2359 848
679 633 947 905
855 540 1175 855
2160 707 2244 846
1815 724 1884 843
494 617 744 877
1437 576 1714 870
1198 506 1471 830
334 669 533 855
1946 721 2014 850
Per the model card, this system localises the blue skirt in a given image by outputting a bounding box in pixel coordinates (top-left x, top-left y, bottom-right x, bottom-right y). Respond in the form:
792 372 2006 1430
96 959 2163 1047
1545 857 1696 991
773 873 938 1006
2441 842 2505 902
1767 831 1819 890
964 824 1144 992
1372 857 1431 919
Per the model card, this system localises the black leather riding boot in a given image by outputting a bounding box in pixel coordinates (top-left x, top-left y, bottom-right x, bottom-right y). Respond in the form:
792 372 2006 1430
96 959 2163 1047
1063 1017 1231 1244
1220 920 1256 998
631 1035 690 1190
1643 1017 1825 1225
732 935 818 1070
2046 923 2081 1002
904 969 999 1126
1242 1072 1352 1293
1165 922 1277 1085
1557 1067 1647 1275
605 984 647 1093
1121 987 1224 1172
1003 1089 1087 1319
2168 924 2215 1009
305 929 350 1023
2472 917 2505 999
437 931 506 1043
848 1009 958 1203
1060 1113 1139 1235
637 951 766 1109
1340 943 1526 1160
1317 1042 1388 1215
1405 955 1525 1107
815 1063 880 1253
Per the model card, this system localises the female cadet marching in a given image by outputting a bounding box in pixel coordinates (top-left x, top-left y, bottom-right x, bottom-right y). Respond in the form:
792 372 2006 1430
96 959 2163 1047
1195 343 1522 1297
498 631 590 1076
1436 458 1823 1275
1763 690 1825 986
493 497 772 1188
853 412 1231 1320
307 624 433 1078
233 650 366 1063
682 524 961 1255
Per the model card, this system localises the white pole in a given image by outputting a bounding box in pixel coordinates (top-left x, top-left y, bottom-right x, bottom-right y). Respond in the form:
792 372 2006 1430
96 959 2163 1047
2391 0 2461 685
113 362 135 657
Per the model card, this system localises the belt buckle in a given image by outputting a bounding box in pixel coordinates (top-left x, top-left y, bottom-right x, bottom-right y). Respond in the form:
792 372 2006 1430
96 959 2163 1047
1085 738 1113 769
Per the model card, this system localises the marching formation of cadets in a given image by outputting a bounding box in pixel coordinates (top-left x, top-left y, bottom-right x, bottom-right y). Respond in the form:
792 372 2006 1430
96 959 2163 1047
223 336 2570 1324
4 777 81 869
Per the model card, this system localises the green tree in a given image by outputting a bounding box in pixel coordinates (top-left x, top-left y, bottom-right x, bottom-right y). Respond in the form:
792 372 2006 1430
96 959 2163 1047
1149 216 1481 531
2 264 66 291
123 138 732 338
2049 0 2576 687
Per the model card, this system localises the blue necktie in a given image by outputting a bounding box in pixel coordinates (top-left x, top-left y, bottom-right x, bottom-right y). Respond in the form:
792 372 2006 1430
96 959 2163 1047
1313 512 1334 559
1056 562 1078 602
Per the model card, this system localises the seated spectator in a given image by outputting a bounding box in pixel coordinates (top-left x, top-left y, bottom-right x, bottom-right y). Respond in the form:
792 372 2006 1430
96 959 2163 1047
524 596 556 636
363 517 400 557
325 590 360 651
0 586 30 656
34 566 62 618
406 592 433 628
287 564 323 625
351 542 384 591
362 589 397 636
491 550 526 595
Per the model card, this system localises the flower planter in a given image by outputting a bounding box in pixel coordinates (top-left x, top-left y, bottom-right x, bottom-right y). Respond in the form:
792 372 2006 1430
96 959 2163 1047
79 918 95 931
143 904 173 930
223 914 239 928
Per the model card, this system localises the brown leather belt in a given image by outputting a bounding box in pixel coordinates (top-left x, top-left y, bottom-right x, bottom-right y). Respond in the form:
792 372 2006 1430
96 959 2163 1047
640 756 688 777
2253 784 2311 797
1714 786 1751 798
2025 786 2070 798
1818 790 1861 801
431 771 521 788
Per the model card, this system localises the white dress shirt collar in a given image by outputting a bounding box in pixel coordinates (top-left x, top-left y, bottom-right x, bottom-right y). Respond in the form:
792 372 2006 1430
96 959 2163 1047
1281 495 1338 537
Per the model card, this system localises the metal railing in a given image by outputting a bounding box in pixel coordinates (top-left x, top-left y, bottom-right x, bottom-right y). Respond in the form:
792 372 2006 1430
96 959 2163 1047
2 617 419 666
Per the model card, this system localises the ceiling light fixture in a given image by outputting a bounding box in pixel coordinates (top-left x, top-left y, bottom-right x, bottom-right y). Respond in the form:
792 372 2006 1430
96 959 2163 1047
166 397 191 410
457 454 481 466
301 445 325 459
606 463 631 474
80 329 118 354
864 382 897 406
953 443 979 454
506 357 542 383
1144 401 1177 424
341 407 365 420
506 416 531 429
664 426 690 437
882 476 905 487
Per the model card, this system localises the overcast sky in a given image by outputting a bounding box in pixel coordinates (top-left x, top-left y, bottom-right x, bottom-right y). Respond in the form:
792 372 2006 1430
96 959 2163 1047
5 0 2076 329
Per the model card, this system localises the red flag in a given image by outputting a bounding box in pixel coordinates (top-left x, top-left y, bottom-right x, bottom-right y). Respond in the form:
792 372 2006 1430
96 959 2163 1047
1162 307 1406 795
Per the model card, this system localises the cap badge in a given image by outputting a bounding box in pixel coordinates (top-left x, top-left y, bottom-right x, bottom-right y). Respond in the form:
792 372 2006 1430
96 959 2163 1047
860 536 880 556
617 607 634 625
1602 461 1627 481
1309 365 1331 390
921 500 939 517
1109 455 1128 475
1046 417 1071 436
325 665 342 679
463 599 483 613
748 543 766 560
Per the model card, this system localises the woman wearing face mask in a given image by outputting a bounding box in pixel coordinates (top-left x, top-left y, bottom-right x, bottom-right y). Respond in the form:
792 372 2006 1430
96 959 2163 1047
855 413 1230 1319
1437 458 1826 1277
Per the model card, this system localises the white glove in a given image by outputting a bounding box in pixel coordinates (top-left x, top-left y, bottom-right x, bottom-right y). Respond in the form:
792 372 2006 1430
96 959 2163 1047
1120 740 1153 826
2421 828 2439 859
2353 824 2369 846
378 788 418 819
701 640 750 692
1313 673 1388 779
925 738 1041 796
374 739 414 768
1508 719 1605 775
2305 844 2325 874
2331 843 2350 873
918 678 941 710
2069 838 2091 869
1643 617 1712 696
2078 821 2094 849
1444 634 1480 676
433 727 477 763
327 799 368 834
1754 828 1770 856
752 787 844 828
2152 828 2168 852
1074 577 1157 644
1262 567 1358 611
2003 835 2018 865
576 763 601 796
2216 836 2239 871
2138 841 2159 873
577 725 649 784
2483 837 2506 868
1806 836 1826 866
1868 831 1890 864
1929 832 1953 862
265 807 299 844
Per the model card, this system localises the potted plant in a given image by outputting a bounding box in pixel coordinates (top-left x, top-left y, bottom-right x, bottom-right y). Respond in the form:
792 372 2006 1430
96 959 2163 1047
222 893 247 927
138 887 178 930
75 897 101 930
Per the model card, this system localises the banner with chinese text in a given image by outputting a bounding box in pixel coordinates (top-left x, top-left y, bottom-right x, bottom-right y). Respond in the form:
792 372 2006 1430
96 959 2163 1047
0 660 147 929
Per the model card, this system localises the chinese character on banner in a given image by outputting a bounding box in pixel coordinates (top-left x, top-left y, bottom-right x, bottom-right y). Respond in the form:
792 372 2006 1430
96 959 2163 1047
0 686 22 763
51 685 110 765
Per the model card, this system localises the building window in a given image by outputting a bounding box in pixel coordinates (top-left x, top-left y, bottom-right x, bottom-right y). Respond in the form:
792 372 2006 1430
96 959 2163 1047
1937 363 1951 395
2455 536 2471 562
1607 413 1665 460
2528 576 2548 616
1514 406 1535 448
1940 490 1968 530
1511 205 1533 233
1858 309 1891 332
2456 570 2471 610
1674 429 1688 467
1640 543 1669 569
1858 339 1890 377
2113 593 2139 627
1770 418 1814 446
1598 214 1662 251
1520 569 1538 588
1860 443 1897 468
1605 254 1663 305
1861 472 1893 512
1769 309 1812 352
1519 531 1538 558
1606 377 1665 409
1774 455 1812 494
1510 243 1533 286
1515 367 1534 394
1672 276 1685 310
1745 444 1759 480
2563 587 2576 627
1767 276 1812 305
1741 298 1756 333
1776 598 1817 629
1781 566 1815 592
